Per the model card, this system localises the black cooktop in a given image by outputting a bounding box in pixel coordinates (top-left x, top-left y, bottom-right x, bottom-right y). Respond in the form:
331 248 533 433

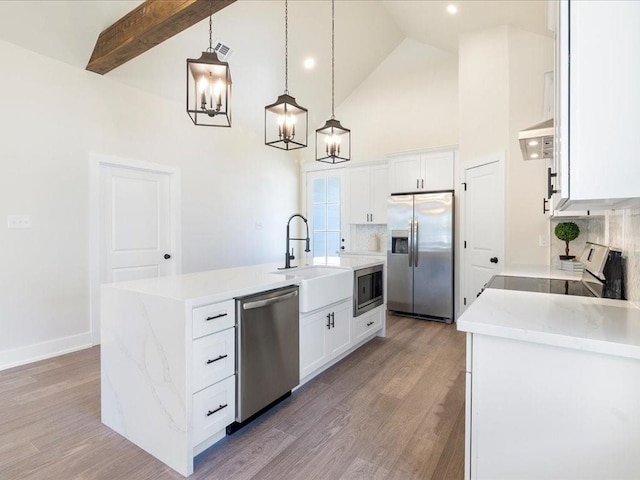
486 275 597 297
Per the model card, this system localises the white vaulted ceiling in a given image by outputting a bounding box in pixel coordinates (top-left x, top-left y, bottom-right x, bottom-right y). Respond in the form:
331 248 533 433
0 0 551 134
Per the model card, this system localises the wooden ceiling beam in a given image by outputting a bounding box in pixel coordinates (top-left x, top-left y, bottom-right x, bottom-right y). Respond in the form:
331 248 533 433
86 0 236 75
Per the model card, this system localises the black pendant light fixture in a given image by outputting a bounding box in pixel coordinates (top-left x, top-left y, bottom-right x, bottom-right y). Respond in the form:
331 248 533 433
186 1 232 127
316 0 350 163
265 0 308 150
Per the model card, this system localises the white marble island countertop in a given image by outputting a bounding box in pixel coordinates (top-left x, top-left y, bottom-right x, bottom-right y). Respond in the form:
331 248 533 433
103 257 384 306
457 289 640 359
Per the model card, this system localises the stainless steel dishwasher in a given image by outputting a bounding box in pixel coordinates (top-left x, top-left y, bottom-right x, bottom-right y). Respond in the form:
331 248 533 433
229 285 299 433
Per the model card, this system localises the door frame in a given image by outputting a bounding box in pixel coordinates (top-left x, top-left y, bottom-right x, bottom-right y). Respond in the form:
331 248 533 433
460 151 505 315
89 153 181 345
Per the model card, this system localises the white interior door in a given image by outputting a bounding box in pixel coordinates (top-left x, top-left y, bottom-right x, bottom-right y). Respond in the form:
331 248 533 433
101 165 176 283
463 158 504 311
90 156 180 344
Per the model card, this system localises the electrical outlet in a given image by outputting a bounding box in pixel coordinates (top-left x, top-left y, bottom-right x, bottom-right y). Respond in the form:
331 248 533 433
539 234 549 247
7 215 32 229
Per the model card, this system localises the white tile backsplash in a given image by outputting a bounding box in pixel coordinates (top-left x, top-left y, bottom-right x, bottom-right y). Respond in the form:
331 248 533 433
579 209 640 305
349 224 388 254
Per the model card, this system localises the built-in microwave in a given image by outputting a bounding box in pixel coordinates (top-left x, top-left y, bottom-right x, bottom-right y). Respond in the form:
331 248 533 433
354 264 384 317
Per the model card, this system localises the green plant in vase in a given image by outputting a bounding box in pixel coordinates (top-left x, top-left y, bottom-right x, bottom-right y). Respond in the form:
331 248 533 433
554 222 580 260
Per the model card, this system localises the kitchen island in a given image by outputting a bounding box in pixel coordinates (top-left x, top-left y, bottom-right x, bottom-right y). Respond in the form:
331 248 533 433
100 257 385 477
457 288 640 479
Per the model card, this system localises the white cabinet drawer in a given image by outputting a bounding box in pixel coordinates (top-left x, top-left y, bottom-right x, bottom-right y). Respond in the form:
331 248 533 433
354 309 382 342
192 300 235 339
192 375 235 446
192 327 236 393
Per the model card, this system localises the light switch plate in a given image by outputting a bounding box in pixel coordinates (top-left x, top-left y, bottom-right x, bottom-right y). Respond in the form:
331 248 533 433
539 234 549 247
7 215 32 229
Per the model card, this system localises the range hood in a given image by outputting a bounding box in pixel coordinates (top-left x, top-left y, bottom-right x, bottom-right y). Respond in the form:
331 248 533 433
518 118 553 160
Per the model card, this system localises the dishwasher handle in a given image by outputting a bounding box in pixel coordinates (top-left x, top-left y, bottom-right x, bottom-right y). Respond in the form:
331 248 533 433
242 290 298 310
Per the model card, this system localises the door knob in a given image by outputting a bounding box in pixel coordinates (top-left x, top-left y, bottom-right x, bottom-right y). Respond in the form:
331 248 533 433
490 257 498 264
164 254 171 259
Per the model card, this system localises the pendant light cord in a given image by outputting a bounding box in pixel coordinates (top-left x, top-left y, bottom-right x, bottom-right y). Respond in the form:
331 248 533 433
331 0 335 119
207 0 213 52
285 0 289 94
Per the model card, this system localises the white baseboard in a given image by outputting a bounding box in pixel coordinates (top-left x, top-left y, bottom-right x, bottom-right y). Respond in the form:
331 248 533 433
0 332 94 372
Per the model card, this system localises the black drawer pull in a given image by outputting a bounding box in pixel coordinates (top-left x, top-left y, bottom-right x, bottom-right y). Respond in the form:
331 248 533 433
206 354 228 365
206 313 228 321
366 321 374 327
206 404 228 416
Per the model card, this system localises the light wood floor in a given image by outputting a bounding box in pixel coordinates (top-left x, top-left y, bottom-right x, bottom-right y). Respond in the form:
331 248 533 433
0 314 466 480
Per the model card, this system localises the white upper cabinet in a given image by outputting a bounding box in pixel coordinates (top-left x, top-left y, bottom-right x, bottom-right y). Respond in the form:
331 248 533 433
555 0 640 211
347 165 388 224
389 151 455 193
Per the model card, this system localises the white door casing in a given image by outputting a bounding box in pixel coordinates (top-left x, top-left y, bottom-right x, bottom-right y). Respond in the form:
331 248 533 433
89 154 181 344
462 154 505 313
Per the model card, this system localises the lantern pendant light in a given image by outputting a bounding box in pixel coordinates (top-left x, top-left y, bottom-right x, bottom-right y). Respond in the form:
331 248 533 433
265 0 308 150
316 0 350 163
186 1 232 127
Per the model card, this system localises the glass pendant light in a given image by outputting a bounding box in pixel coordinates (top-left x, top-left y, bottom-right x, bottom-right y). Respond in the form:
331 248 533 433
186 1 232 127
265 0 308 150
316 0 350 163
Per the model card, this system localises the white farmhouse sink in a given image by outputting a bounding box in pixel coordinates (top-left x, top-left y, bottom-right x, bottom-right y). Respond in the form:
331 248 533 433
274 266 352 313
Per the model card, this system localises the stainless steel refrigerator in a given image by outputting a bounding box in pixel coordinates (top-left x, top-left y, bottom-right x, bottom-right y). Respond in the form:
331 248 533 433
387 191 454 323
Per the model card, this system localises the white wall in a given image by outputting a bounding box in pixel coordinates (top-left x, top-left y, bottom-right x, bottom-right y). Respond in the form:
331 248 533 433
459 25 553 267
459 26 510 163
301 38 459 164
0 39 298 369
506 28 554 265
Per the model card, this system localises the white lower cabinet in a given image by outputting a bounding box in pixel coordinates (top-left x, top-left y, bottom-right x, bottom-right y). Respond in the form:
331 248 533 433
353 308 383 343
300 300 386 382
465 332 640 479
101 290 238 478
192 375 235 446
300 299 351 379
192 327 235 393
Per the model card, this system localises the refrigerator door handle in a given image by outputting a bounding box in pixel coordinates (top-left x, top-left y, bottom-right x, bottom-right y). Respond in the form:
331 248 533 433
408 218 414 267
414 219 419 267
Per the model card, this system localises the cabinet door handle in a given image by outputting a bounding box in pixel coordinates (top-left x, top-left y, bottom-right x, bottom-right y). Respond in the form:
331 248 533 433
206 313 228 321
366 321 374 327
542 197 549 214
326 313 331 329
370 213 373 222
416 179 419 189
206 404 228 416
547 167 558 199
330 312 335 328
421 179 424 189
206 354 228 365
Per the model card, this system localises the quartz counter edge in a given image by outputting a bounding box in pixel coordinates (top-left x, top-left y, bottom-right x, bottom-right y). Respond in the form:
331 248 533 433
101 258 385 307
457 289 640 360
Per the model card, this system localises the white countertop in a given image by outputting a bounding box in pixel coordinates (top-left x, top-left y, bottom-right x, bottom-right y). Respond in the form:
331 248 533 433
500 263 583 281
457 289 640 359
103 257 384 305
340 250 386 257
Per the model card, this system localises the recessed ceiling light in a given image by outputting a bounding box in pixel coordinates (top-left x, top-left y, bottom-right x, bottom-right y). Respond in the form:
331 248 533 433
303 57 315 70
530 153 540 159
528 140 539 146
446 4 458 15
